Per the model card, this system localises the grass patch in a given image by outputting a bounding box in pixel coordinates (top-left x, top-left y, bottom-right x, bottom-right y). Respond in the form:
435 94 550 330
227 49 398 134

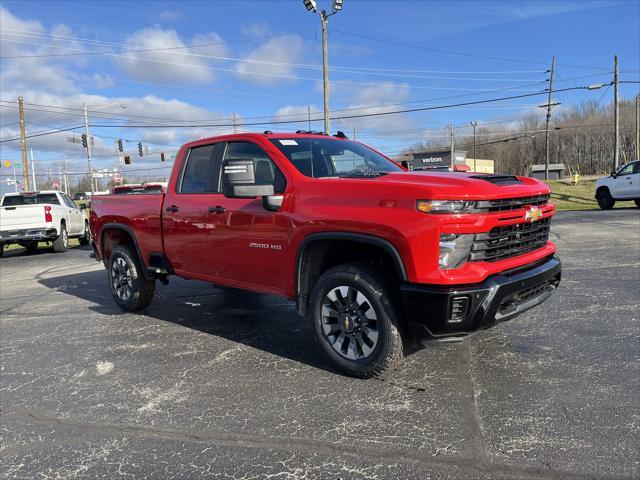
546 179 637 211
4 238 82 253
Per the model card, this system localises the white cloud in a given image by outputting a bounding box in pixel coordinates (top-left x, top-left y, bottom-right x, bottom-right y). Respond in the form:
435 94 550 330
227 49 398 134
115 27 228 85
235 35 305 84
333 82 416 132
153 9 184 22
241 22 269 39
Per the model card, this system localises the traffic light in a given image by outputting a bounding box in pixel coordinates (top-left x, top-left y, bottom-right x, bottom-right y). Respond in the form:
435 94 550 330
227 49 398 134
117 139 123 152
138 142 143 157
160 152 165 162
81 134 87 148
124 155 131 165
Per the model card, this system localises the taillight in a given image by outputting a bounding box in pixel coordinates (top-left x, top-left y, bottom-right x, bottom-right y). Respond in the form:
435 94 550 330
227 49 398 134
44 205 52 222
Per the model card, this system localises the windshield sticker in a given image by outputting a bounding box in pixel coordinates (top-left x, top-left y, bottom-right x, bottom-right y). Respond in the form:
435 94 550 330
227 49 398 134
279 139 298 146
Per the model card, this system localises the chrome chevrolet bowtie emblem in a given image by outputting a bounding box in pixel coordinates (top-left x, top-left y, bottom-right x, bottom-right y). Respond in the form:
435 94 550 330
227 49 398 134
524 205 542 223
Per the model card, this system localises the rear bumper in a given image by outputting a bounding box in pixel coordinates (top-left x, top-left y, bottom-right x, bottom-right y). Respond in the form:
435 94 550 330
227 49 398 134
0 227 58 245
401 254 561 341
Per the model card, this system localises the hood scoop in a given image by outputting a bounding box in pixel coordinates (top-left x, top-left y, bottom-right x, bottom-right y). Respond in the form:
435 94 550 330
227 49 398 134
469 174 521 186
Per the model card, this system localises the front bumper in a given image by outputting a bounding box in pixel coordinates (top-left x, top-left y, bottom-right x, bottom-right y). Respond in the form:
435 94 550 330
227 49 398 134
0 227 58 245
401 254 561 341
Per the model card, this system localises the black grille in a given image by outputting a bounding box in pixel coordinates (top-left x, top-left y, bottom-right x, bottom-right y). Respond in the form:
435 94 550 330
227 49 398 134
498 278 559 314
469 217 551 262
474 194 550 212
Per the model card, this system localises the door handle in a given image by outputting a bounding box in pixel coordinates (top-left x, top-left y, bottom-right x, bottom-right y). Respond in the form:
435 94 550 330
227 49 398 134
165 205 180 213
208 206 226 214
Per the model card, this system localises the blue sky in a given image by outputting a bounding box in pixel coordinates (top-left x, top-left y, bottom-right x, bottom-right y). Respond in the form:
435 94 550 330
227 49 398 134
0 0 638 190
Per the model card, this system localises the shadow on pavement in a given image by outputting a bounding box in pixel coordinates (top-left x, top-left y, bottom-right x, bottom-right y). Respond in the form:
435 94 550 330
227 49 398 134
38 269 333 373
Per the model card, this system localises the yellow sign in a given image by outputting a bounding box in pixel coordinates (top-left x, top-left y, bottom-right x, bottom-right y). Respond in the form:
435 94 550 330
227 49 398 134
3 160 11 168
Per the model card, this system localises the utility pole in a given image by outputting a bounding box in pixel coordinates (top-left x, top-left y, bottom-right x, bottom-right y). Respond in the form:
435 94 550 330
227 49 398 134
83 103 95 194
613 54 620 170
30 148 37 190
232 113 238 134
470 121 478 172
12 164 18 192
307 106 312 132
449 124 455 170
18 96 30 191
352 127 356 142
63 161 68 194
636 95 640 160
544 57 556 181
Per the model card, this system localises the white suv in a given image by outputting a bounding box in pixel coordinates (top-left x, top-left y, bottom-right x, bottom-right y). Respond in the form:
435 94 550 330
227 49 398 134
595 160 640 209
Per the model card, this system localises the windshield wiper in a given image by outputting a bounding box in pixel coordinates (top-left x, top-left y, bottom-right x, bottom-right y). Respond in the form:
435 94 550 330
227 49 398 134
338 170 388 178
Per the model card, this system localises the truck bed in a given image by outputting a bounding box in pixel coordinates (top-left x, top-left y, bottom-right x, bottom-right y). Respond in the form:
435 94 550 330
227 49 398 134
89 193 165 263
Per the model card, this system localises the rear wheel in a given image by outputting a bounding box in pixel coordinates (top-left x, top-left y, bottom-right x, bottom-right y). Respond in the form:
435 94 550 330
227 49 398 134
310 263 406 378
596 188 615 210
108 246 155 311
52 224 68 252
635 199 640 208
79 221 91 245
0 245 4 258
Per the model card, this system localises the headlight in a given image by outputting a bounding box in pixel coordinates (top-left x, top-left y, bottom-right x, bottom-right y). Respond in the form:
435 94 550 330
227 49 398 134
416 200 475 214
439 234 474 269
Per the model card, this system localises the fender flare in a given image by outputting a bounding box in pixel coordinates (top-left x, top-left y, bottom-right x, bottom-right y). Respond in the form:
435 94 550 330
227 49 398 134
295 231 408 297
101 223 147 272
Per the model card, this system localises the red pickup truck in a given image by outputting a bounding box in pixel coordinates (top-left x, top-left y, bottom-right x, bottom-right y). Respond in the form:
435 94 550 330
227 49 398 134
90 132 561 378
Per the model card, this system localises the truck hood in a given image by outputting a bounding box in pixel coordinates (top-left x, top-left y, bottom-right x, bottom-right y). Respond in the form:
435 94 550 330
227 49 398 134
371 171 550 200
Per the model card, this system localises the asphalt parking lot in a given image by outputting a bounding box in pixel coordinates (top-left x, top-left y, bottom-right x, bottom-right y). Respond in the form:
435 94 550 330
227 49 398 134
1 209 638 479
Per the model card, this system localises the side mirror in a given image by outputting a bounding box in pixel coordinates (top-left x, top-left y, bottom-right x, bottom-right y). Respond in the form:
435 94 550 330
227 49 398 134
222 159 275 198
610 170 617 178
79 204 88 210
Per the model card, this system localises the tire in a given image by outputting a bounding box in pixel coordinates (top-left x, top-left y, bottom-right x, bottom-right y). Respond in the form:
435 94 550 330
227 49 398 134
23 241 39 253
0 245 4 258
310 263 406 378
52 224 68 252
108 246 155 312
635 199 640 208
596 188 615 210
79 221 91 245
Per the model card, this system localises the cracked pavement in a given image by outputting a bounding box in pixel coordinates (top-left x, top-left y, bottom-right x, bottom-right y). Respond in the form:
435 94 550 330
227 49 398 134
1 209 638 479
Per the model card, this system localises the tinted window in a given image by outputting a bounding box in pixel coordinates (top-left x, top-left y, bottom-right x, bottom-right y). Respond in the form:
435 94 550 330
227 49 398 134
61 194 77 208
617 163 635 176
224 142 286 194
269 137 401 178
2 193 60 206
180 144 223 193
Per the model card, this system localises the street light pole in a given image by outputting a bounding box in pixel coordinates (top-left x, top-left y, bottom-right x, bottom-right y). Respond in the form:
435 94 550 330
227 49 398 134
82 103 95 194
471 121 478 172
321 9 330 134
303 0 343 134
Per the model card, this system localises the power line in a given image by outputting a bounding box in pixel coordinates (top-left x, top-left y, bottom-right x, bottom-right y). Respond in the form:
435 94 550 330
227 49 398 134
87 84 614 129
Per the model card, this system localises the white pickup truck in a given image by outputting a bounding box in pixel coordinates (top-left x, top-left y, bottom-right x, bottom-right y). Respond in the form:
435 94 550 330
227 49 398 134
0 190 90 257
595 160 640 209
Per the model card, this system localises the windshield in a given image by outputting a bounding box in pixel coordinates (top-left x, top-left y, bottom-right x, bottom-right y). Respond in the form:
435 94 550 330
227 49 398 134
2 193 60 206
270 137 401 178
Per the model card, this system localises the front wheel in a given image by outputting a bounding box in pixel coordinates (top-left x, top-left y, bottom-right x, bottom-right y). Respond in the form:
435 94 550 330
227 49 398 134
635 199 640 208
310 263 406 378
108 246 155 311
596 189 615 210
